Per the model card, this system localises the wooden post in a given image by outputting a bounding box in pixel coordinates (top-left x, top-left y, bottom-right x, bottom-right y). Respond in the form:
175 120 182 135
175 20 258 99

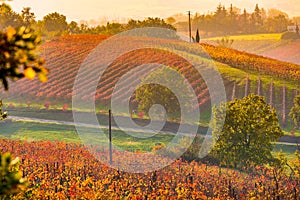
270 79 274 108
245 74 250 97
282 84 286 127
109 109 113 165
257 77 261 96
231 81 236 101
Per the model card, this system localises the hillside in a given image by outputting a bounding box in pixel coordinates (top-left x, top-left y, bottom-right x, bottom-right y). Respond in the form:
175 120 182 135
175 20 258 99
204 33 300 65
0 34 299 126
263 40 300 64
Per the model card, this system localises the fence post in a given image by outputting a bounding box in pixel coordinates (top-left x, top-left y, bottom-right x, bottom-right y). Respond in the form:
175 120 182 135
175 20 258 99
109 109 113 165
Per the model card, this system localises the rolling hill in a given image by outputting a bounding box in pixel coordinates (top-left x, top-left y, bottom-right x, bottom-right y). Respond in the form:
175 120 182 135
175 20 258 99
204 33 300 65
263 40 300 64
0 34 299 125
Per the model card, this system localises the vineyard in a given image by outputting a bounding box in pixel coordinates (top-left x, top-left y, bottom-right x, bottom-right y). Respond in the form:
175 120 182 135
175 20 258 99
201 43 300 83
0 34 298 127
1 139 299 199
0 33 300 199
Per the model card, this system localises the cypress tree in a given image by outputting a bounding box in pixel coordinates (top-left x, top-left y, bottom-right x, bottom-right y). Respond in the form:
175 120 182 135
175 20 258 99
196 28 200 43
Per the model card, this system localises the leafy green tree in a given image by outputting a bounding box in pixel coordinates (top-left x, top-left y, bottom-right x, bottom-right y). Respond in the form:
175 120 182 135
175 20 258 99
212 94 283 169
0 26 48 90
289 94 300 129
136 67 193 120
43 12 68 33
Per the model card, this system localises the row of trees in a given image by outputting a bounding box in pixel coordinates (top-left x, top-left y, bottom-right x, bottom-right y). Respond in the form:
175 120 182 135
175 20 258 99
173 4 296 37
3 2 297 39
0 3 175 38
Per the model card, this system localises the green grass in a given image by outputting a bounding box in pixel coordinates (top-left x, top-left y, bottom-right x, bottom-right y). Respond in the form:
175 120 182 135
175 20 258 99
206 33 283 41
284 130 300 137
272 143 299 161
216 61 297 90
203 33 292 54
0 120 174 152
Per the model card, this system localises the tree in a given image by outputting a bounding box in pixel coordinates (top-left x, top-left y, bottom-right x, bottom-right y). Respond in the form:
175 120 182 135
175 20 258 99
0 3 23 30
289 94 300 129
228 4 238 33
68 21 80 34
43 12 68 33
267 8 289 19
21 7 35 27
0 26 48 90
125 17 176 31
212 94 283 169
136 67 193 120
195 28 200 43
166 17 176 25
214 3 227 32
264 14 289 33
296 23 299 35
250 4 263 33
242 9 249 33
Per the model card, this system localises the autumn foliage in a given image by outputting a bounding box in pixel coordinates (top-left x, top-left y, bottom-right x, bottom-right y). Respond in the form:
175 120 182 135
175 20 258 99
0 139 299 199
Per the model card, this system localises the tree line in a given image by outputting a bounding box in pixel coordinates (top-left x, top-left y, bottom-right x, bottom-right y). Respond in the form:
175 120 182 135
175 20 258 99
2 3 298 39
171 4 297 37
0 3 175 38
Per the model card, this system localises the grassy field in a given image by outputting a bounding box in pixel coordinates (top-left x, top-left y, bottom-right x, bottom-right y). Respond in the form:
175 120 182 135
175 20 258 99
0 120 175 152
205 33 283 41
203 33 293 55
1 120 298 161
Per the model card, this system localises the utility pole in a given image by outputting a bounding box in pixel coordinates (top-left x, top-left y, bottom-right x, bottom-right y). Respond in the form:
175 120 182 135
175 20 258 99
108 109 113 165
188 11 192 42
